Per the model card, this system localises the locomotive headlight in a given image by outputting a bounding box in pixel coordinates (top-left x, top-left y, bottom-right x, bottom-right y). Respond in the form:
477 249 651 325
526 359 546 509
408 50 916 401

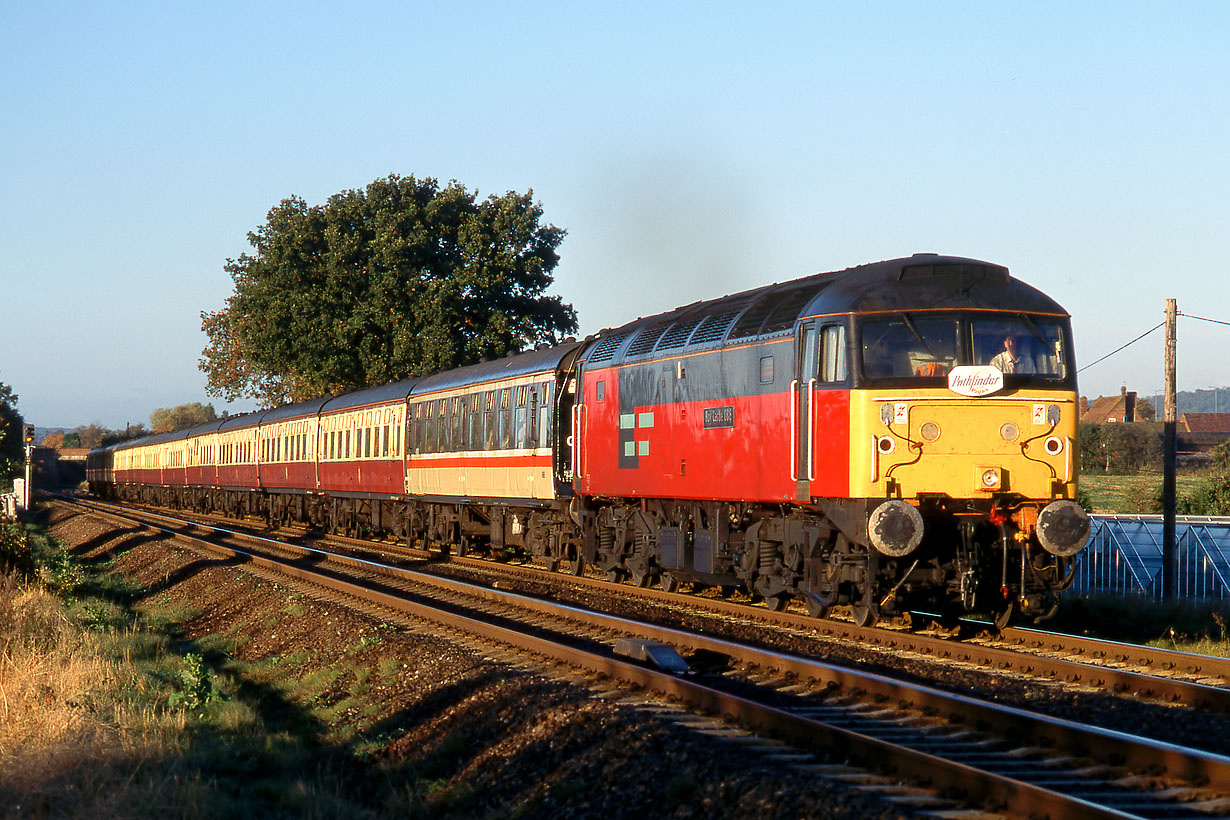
1000 422 1019 442
920 422 941 442
1044 436 1065 456
978 467 1002 491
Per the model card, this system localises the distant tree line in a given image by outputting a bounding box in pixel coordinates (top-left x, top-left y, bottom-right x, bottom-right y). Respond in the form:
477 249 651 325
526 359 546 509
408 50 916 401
1079 422 1163 474
38 403 221 452
1080 422 1230 514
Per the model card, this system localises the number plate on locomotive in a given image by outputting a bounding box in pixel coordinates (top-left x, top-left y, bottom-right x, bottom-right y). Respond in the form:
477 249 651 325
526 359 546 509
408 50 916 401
703 406 735 428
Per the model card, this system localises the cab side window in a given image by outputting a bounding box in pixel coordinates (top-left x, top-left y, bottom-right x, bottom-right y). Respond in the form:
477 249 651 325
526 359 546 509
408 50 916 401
821 325 847 382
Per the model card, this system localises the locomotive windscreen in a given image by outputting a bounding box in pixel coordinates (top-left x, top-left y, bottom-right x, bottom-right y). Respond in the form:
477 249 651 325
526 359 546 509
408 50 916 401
859 312 1071 382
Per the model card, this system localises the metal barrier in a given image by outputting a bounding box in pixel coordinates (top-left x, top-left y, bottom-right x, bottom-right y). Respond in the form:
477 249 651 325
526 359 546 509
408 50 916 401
1071 515 1230 601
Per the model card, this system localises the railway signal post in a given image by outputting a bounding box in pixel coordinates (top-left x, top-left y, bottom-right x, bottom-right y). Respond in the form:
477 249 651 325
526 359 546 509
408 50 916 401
22 423 34 511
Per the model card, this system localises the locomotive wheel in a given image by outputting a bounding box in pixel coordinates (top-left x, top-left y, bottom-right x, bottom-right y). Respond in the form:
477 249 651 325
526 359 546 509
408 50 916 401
764 594 790 612
630 569 652 588
993 601 1015 630
659 572 679 593
804 596 830 619
606 568 626 583
569 555 586 576
851 601 878 628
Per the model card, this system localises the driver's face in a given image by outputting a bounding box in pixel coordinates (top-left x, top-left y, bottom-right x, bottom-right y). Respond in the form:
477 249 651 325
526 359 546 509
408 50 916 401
1003 337 1017 351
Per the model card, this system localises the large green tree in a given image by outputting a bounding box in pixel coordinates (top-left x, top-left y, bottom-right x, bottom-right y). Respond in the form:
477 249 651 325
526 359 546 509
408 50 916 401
200 174 577 406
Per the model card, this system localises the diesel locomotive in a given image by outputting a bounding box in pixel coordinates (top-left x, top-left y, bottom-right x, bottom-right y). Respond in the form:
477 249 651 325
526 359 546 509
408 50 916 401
88 254 1090 626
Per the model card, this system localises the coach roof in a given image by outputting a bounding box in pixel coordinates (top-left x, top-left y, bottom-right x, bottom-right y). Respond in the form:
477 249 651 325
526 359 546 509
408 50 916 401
321 377 417 413
259 396 331 424
410 340 585 396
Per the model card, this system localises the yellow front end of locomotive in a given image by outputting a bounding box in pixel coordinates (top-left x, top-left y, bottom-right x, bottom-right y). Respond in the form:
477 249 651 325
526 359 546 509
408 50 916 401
848 388 1079 502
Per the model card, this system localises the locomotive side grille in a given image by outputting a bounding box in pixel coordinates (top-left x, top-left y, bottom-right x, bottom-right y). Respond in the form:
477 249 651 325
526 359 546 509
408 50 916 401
761 282 830 333
626 324 670 356
729 282 830 339
587 332 631 363
656 318 704 350
687 310 741 345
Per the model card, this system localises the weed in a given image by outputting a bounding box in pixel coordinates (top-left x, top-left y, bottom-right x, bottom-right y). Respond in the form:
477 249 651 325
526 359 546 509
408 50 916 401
347 633 382 654
168 652 220 712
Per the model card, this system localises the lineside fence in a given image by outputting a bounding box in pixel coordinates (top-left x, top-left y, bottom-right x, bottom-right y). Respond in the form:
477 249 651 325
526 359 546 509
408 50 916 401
1071 515 1230 601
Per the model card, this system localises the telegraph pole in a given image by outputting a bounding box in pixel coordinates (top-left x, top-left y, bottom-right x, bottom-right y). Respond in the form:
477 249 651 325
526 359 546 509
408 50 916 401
1162 299 1177 601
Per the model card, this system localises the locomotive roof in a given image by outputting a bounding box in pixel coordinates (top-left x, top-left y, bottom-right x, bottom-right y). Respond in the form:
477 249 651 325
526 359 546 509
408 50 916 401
409 340 585 396
580 254 1069 367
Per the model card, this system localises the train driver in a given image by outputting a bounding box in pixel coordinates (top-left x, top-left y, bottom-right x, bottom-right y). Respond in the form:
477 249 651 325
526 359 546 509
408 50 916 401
990 335 1035 374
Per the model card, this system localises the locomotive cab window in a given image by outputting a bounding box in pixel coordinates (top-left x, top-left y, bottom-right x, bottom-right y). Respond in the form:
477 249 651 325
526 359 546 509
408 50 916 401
857 312 1073 385
861 315 959 379
973 317 1067 378
821 325 847 383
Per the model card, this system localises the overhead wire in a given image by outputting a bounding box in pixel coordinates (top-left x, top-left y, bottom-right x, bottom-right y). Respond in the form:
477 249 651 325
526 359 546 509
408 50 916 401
1078 322 1164 373
1077 311 1230 374
1179 311 1230 328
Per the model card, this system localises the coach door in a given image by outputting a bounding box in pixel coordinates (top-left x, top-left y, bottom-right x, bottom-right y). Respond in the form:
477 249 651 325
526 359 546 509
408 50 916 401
792 321 818 500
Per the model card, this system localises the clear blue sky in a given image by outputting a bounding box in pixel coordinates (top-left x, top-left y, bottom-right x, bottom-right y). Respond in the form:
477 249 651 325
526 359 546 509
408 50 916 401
3 1 1229 429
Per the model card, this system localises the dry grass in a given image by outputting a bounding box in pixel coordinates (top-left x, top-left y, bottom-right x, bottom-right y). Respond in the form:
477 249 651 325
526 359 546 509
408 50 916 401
0 577 190 815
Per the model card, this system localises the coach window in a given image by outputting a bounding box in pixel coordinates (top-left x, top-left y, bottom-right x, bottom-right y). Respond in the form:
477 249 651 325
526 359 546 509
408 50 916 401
539 382 553 446
451 399 463 450
481 392 494 450
435 401 447 452
514 386 529 448
499 388 513 449
821 325 848 382
528 387 539 446
425 403 435 453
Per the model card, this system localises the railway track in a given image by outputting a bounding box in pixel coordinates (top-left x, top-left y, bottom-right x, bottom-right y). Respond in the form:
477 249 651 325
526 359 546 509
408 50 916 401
48 492 1230 711
47 494 1230 818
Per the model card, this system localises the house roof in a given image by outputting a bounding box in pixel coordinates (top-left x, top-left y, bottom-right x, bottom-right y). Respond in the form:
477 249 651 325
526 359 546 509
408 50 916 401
1180 413 1230 433
1082 392 1134 423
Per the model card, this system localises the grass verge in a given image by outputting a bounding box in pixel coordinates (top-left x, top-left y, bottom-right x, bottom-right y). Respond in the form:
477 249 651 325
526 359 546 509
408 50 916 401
0 516 491 819
1050 592 1230 657
1079 472 1204 514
